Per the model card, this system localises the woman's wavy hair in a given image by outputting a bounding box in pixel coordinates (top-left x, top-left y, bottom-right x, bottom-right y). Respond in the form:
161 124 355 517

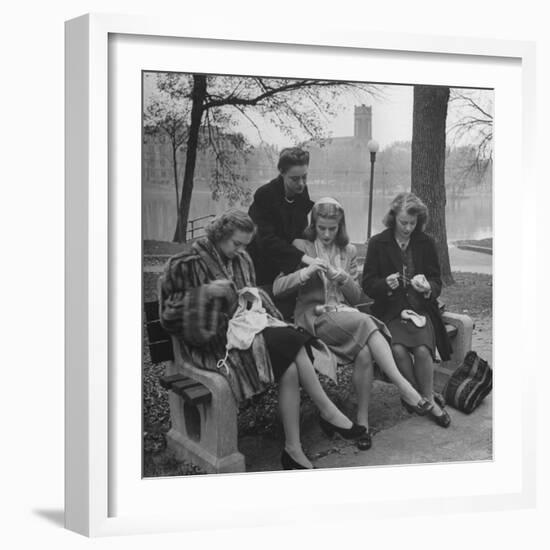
277 147 310 174
382 192 429 233
303 201 350 249
205 209 256 243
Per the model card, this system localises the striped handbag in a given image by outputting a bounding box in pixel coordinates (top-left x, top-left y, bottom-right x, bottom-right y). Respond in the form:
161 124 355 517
443 351 493 414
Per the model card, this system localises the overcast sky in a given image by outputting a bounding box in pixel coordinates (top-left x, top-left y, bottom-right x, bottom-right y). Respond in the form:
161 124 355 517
260 84 414 149
143 73 492 151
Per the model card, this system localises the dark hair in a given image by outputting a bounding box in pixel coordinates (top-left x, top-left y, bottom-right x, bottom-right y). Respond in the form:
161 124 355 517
205 209 256 243
277 147 310 174
382 192 429 233
303 201 350 249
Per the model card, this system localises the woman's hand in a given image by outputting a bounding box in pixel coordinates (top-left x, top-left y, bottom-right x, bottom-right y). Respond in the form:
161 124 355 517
303 262 327 280
326 266 348 285
302 254 328 269
385 272 400 290
411 274 431 294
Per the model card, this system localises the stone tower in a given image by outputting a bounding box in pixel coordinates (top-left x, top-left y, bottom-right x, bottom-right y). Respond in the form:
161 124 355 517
354 105 372 141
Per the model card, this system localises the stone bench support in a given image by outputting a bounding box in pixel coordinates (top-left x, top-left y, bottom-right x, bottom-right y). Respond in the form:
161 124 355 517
434 312 474 392
164 338 245 474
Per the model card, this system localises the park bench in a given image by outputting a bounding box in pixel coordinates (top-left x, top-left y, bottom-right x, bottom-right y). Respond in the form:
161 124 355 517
144 298 473 474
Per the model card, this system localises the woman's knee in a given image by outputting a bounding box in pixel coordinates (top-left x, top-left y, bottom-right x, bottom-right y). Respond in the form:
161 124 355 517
294 345 311 367
280 362 299 384
392 344 409 361
413 345 432 362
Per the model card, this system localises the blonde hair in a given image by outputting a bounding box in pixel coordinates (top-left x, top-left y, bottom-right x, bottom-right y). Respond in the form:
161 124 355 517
303 201 349 248
205 209 256 243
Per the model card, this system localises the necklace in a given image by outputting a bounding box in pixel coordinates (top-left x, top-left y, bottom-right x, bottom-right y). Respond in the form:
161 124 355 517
395 235 410 250
284 196 295 204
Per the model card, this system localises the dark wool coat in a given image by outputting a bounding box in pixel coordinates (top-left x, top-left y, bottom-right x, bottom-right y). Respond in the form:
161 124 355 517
159 237 284 402
247 175 314 286
361 228 452 361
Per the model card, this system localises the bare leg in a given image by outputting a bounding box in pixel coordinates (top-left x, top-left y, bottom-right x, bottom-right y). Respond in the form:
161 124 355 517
278 364 312 468
413 346 444 415
293 346 353 429
353 346 374 429
392 343 418 390
367 331 424 406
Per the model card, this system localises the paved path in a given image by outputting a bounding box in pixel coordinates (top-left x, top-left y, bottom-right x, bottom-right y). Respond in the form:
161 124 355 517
241 391 492 472
449 245 492 274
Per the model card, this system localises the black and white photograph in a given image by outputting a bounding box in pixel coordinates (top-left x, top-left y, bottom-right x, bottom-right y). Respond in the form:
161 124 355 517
4 0 547 544
142 71 493 477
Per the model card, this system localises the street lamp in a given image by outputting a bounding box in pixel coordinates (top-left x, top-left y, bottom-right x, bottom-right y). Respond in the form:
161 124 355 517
366 139 379 240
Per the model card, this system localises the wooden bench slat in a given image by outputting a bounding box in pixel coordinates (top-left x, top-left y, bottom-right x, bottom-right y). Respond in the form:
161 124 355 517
172 378 202 394
144 300 160 322
181 385 212 406
159 373 188 390
146 319 170 343
149 340 174 363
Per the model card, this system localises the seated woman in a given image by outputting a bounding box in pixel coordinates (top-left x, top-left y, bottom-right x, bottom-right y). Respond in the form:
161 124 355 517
272 198 433 451
159 209 365 471
361 192 452 428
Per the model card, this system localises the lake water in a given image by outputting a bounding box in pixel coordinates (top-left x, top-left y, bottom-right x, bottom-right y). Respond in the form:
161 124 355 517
143 185 492 243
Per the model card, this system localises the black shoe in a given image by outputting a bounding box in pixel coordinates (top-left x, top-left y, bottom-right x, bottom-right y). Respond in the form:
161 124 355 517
400 397 433 416
433 392 446 409
319 416 367 440
281 449 313 470
428 407 451 428
356 430 372 451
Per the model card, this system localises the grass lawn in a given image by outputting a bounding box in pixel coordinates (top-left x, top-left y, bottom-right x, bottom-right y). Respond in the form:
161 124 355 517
440 272 492 318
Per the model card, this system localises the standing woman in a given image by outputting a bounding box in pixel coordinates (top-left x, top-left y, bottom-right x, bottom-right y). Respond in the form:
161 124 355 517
361 192 452 428
273 198 433 451
247 147 326 292
159 209 364 471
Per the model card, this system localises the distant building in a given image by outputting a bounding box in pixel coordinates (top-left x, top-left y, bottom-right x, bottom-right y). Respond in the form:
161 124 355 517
142 133 174 186
306 105 373 193
354 104 373 141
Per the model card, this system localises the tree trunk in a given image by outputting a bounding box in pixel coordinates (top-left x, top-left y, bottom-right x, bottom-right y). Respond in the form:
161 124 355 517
173 74 206 242
171 142 180 230
411 85 454 285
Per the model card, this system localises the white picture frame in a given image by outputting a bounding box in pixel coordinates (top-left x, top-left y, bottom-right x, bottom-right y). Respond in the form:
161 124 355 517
65 13 537 537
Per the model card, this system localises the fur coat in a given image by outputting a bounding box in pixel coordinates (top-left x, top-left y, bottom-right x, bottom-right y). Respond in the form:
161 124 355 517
159 237 284 402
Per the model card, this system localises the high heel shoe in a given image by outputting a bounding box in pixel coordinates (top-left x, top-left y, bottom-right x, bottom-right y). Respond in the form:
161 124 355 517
400 397 433 416
319 416 367 440
356 430 372 451
281 449 313 470
427 407 451 428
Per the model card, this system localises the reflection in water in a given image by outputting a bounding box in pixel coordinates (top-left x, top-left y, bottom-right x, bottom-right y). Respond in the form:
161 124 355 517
143 186 492 243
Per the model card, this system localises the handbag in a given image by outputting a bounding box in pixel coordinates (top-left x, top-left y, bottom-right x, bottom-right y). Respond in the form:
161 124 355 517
443 351 492 414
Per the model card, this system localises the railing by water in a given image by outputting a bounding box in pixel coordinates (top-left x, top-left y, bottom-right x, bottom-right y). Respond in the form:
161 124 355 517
187 214 215 240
